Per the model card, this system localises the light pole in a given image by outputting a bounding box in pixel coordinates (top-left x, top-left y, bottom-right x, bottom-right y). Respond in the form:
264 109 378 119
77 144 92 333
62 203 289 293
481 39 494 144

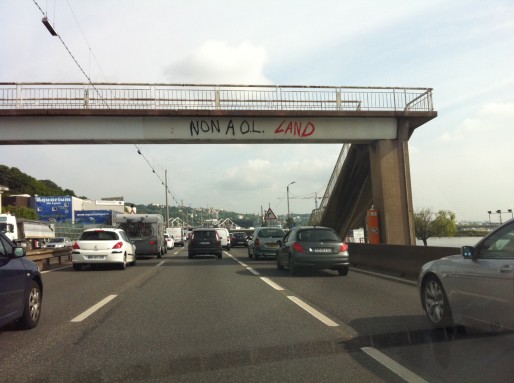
287 181 296 225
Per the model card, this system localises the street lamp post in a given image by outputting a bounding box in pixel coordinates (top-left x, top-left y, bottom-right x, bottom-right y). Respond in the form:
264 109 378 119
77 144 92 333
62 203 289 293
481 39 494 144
287 181 296 225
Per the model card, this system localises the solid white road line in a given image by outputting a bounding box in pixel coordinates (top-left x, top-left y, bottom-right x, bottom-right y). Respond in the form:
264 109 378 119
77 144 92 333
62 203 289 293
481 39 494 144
361 347 429 383
41 265 72 273
287 296 339 327
71 295 117 322
260 277 284 291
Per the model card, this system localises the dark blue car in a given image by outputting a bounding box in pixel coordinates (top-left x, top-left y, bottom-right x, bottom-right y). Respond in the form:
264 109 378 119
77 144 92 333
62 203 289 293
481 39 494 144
0 231 43 329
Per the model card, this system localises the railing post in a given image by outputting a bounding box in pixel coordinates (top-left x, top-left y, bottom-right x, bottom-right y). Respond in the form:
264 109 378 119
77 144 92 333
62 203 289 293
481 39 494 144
84 88 90 109
15 83 22 108
336 88 341 110
215 87 221 110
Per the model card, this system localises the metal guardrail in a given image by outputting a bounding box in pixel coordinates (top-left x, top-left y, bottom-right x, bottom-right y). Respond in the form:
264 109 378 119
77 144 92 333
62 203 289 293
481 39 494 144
0 83 433 112
27 248 72 271
309 143 351 225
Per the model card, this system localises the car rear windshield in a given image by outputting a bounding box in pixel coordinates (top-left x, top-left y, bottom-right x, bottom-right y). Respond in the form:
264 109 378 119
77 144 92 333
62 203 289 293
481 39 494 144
80 231 119 241
258 229 284 238
297 229 341 242
233 233 246 238
194 231 216 239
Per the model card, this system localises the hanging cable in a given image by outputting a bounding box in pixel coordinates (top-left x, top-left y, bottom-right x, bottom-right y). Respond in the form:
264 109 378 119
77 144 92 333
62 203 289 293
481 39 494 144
32 0 181 206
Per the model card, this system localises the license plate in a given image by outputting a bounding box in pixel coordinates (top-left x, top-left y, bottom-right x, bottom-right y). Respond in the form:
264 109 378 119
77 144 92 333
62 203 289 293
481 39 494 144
200 241 210 245
88 255 106 259
266 243 279 248
313 248 331 253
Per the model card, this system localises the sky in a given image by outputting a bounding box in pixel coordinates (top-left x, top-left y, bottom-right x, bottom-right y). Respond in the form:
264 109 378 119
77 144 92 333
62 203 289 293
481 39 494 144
0 0 513 222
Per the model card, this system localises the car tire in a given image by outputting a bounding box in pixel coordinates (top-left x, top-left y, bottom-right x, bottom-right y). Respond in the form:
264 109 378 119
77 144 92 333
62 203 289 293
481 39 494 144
338 267 349 276
73 263 82 271
248 247 253 259
18 280 42 329
188 253 193 259
423 276 453 327
119 255 127 270
276 257 284 271
289 256 297 276
217 252 222 259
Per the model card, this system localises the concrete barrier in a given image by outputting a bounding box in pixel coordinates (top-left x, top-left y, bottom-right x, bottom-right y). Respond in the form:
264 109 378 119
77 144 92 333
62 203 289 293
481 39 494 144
348 243 460 280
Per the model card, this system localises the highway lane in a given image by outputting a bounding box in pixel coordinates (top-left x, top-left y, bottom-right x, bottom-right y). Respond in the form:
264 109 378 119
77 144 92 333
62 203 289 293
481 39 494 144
1 246 513 382
0 247 400 383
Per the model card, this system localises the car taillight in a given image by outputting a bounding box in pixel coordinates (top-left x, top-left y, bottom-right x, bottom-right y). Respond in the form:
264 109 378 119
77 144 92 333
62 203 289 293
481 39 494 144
254 238 260 247
112 241 123 249
339 243 349 252
73 242 80 249
149 240 157 245
292 242 305 253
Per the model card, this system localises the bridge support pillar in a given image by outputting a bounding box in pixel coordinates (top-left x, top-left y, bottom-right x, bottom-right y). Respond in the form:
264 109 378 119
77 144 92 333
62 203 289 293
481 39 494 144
369 121 416 245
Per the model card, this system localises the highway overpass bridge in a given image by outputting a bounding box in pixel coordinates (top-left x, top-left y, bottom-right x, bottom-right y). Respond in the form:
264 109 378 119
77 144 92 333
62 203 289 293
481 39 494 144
0 82 436 244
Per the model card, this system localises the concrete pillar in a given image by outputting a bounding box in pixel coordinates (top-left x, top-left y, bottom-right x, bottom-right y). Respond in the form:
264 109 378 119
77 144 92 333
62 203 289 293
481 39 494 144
369 120 415 245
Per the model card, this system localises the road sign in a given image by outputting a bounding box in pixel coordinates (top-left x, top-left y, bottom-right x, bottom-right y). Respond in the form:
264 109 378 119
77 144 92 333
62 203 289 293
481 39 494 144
264 208 277 221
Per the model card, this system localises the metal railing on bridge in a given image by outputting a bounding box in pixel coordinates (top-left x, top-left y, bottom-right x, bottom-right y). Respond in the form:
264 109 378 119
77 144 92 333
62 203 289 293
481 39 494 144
0 83 433 112
309 143 351 225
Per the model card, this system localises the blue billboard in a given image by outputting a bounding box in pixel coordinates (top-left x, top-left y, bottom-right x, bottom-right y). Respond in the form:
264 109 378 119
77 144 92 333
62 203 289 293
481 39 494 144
35 196 73 223
74 210 115 226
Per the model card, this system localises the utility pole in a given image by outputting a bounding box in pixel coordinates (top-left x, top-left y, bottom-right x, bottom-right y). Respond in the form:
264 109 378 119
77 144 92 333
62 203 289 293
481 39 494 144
165 169 169 228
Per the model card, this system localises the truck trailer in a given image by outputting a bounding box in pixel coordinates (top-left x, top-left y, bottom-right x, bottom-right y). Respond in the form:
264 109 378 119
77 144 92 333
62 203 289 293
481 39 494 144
0 213 55 249
114 214 166 258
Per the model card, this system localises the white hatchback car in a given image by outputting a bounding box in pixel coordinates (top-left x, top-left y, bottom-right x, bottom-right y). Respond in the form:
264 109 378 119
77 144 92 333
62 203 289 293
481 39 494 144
164 234 175 250
72 228 136 271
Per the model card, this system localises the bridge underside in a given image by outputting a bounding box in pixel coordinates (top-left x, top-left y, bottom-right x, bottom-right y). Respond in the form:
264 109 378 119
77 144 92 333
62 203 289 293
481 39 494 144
318 119 422 245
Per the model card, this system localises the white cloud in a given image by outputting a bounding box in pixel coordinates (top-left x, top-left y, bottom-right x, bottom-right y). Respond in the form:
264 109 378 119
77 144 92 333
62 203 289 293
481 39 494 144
165 40 271 84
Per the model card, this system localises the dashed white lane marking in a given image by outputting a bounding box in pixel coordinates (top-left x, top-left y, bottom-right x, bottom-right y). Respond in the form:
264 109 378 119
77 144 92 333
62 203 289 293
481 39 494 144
287 296 339 327
71 295 117 322
156 261 165 267
361 347 429 383
260 277 284 291
247 267 260 276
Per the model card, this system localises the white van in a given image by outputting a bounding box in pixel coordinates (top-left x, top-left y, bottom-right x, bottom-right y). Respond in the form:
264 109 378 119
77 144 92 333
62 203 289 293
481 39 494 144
215 228 230 250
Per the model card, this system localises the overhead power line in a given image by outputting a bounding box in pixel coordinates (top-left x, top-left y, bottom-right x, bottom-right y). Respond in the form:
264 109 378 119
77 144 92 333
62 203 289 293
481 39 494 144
31 0 180 206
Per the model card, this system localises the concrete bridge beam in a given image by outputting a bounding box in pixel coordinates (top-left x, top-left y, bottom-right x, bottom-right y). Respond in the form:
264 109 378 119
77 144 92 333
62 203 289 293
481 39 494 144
369 120 415 245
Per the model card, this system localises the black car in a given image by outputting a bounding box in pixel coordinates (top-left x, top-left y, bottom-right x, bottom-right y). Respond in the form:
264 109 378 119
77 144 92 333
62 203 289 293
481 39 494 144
230 232 248 248
188 228 222 259
0 231 43 329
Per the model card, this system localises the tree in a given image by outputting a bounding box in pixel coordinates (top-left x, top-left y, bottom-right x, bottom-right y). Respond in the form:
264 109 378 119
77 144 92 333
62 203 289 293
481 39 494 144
414 208 458 246
4 205 38 220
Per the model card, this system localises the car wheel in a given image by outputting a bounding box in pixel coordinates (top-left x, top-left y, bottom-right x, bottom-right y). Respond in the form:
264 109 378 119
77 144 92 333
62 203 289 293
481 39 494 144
18 280 42 329
217 252 222 259
73 263 82 271
254 252 260 261
188 253 193 259
289 256 297 276
119 255 127 270
338 267 349 276
248 247 253 259
423 276 453 327
276 256 284 271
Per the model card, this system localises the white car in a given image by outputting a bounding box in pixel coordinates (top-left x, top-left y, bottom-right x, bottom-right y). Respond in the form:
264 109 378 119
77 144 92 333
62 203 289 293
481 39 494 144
215 228 231 250
72 228 136 271
164 234 175 250
418 219 514 331
46 237 73 248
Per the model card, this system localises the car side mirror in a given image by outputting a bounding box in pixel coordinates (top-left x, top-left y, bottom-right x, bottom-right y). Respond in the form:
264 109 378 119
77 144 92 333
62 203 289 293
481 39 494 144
14 247 26 258
462 246 475 259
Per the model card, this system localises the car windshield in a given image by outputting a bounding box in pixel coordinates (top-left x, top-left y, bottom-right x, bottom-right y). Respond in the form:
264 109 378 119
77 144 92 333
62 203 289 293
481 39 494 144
258 229 284 238
194 231 216 239
79 231 118 241
297 229 340 242
49 238 64 243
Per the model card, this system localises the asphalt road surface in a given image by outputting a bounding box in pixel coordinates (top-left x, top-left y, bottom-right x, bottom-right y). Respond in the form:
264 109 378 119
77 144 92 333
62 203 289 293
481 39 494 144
1 246 513 382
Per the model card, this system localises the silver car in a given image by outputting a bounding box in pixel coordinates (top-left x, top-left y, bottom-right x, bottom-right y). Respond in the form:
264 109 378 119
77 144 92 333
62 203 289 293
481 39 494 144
46 237 73 248
418 219 514 330
248 227 285 260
